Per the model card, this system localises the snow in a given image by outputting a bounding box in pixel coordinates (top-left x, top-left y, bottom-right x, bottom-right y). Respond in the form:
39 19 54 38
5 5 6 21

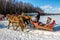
0 21 60 40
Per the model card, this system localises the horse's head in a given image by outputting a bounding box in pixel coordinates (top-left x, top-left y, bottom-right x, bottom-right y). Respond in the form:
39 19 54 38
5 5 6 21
6 14 11 20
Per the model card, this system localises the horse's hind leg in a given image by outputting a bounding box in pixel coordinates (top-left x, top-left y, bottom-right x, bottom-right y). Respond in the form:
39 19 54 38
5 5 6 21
12 22 17 30
8 21 11 29
20 23 25 31
14 22 19 30
12 22 15 30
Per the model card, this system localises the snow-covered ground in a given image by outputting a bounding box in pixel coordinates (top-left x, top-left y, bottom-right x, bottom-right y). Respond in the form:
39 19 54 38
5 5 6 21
0 21 60 40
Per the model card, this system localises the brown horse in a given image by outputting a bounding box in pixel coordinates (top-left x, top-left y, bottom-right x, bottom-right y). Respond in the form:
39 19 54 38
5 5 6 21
17 15 25 31
6 14 13 29
6 14 25 31
23 15 32 27
6 14 14 22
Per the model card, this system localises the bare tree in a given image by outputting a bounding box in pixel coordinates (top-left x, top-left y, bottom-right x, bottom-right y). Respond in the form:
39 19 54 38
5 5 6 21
0 0 44 15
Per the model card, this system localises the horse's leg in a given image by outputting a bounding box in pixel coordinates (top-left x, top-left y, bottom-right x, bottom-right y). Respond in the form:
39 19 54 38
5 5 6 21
18 17 25 31
8 21 11 29
23 20 26 28
12 22 14 30
20 23 25 31
22 19 25 31
12 22 13 27
14 22 19 30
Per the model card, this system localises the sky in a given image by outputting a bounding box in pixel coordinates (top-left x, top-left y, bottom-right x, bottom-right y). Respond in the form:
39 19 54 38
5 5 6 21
18 0 60 13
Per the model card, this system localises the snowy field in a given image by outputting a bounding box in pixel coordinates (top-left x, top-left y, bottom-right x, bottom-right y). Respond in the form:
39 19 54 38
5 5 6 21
0 20 60 40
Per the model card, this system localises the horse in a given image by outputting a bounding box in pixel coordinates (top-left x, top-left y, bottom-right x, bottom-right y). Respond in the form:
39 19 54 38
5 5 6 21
15 14 25 31
22 15 32 28
6 14 13 29
6 14 25 31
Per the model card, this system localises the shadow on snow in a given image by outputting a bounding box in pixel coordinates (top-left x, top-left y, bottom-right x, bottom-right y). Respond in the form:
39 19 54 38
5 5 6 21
0 24 7 29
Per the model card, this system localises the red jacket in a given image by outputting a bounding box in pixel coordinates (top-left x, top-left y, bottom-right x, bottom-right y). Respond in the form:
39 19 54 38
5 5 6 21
0 18 2 21
47 20 55 27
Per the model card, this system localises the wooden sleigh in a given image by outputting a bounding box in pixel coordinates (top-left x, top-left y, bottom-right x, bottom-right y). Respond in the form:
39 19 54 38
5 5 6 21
31 20 55 31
